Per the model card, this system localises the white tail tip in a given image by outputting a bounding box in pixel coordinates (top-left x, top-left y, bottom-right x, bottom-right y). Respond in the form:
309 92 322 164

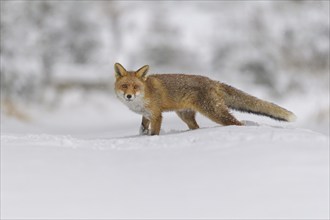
287 113 297 122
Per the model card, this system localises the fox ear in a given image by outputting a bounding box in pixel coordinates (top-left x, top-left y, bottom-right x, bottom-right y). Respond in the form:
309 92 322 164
136 65 149 79
114 63 127 78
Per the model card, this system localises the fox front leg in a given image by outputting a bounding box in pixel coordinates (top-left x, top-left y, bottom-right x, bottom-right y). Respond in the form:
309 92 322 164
150 113 162 135
139 116 150 135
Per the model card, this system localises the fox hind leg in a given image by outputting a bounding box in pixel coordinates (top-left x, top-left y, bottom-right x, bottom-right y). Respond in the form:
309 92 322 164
195 100 243 126
216 109 243 126
176 110 199 130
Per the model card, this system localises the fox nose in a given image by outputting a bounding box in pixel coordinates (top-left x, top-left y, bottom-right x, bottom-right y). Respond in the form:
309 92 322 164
126 94 132 99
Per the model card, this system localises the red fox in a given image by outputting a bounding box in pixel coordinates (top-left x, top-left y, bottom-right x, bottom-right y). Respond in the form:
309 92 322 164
114 63 296 135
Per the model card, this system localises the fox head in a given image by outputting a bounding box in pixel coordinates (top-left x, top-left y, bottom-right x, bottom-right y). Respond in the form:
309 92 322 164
114 63 149 102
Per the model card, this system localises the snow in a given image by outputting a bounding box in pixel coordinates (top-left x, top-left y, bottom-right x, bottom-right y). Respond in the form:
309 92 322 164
1 96 329 219
1 1 329 219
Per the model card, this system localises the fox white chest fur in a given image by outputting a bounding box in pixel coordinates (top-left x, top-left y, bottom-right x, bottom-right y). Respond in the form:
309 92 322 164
116 91 151 119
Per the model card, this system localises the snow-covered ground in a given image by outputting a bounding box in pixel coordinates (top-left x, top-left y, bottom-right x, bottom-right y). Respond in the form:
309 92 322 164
1 95 329 219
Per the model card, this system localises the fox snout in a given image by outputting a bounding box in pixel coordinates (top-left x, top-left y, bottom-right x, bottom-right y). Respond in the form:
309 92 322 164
119 90 141 102
125 93 134 101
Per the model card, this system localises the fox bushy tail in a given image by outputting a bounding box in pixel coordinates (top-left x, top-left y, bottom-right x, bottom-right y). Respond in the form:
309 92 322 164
219 83 296 122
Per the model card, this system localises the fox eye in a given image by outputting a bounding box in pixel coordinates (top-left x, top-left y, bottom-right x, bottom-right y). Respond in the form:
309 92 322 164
121 84 128 89
134 85 139 89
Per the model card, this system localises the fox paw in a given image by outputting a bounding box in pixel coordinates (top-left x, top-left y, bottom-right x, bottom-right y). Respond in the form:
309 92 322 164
139 125 149 135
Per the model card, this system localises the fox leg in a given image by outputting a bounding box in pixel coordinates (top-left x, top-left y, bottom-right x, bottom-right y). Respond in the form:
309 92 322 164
140 116 150 135
176 110 199 129
150 113 162 135
196 101 243 126
216 109 243 126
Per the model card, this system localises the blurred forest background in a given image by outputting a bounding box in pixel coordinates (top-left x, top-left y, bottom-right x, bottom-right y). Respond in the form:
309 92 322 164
1 1 329 134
